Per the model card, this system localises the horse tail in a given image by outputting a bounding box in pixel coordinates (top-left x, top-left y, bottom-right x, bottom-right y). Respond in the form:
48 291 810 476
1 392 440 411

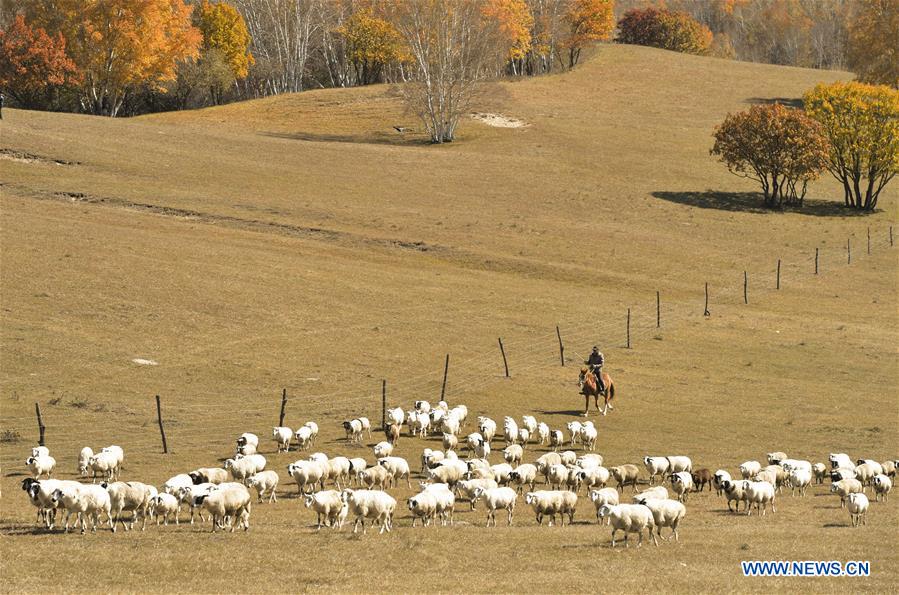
609 381 615 401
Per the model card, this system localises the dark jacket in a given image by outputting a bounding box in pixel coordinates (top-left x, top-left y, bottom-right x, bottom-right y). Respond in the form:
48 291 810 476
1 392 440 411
587 352 604 367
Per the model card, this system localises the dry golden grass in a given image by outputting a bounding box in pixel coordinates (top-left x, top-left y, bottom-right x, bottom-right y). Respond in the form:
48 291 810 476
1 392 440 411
1 45 897 592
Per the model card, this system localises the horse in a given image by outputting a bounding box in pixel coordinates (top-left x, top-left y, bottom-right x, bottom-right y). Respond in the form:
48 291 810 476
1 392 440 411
578 367 616 417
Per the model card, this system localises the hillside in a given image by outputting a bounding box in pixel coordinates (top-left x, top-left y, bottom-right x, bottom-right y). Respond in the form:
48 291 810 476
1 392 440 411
1 45 897 591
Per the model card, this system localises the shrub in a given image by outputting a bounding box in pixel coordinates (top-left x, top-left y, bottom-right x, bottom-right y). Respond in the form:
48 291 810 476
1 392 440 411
617 7 712 55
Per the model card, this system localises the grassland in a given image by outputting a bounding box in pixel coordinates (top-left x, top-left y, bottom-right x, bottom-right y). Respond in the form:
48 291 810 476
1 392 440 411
1 45 897 592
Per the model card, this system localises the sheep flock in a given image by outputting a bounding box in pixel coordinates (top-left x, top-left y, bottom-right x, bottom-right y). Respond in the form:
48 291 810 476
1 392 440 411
16 401 896 546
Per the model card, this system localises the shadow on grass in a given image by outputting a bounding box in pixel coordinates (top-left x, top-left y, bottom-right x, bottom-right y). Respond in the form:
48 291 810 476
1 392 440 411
747 96 804 109
536 409 585 417
652 191 872 217
260 130 433 147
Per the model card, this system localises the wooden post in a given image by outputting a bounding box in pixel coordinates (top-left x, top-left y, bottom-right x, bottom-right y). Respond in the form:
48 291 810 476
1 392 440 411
381 380 387 430
847 238 851 264
815 248 819 275
656 291 661 328
776 259 781 290
704 283 710 317
278 388 287 427
744 271 748 304
498 338 509 378
556 326 565 366
626 308 631 349
890 226 894 247
440 354 449 402
155 395 168 454
867 227 871 255
35 402 45 447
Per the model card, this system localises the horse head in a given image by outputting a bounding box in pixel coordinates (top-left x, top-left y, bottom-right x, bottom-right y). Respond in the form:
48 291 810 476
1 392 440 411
577 367 588 388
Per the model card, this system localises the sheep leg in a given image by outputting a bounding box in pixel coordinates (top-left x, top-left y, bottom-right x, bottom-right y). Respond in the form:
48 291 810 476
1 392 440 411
508 507 514 526
610 528 617 547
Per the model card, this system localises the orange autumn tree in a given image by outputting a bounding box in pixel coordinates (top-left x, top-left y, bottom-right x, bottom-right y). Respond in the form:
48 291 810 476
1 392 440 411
483 0 534 75
194 0 254 103
560 0 614 68
339 7 407 85
848 0 899 88
0 15 80 109
27 0 201 116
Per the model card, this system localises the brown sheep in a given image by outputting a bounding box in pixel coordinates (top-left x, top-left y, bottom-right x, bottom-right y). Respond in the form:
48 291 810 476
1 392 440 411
385 423 400 446
691 468 713 492
610 464 640 492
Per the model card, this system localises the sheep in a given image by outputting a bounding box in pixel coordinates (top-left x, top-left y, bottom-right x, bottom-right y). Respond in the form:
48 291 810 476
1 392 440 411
236 433 258 450
348 458 367 483
295 426 314 451
429 409 446 432
195 484 252 532
831 467 857 483
548 464 569 490
846 492 869 527
509 464 538 493
640 498 687 544
589 488 620 523
779 459 812 473
580 423 598 452
578 466 611 491
766 451 788 465
789 468 812 497
441 414 461 437
26 455 56 479
829 453 854 470
377 456 412 489
856 459 883 475
415 412 431 438
450 405 468 427
643 457 670 486
549 430 564 451
163 474 194 496
456 478 499 509
442 433 458 451
691 469 713 492
31 446 50 458
611 464 640 492
566 421 582 446
236 442 257 456
406 412 422 437
271 427 293 453
304 490 344 529
88 451 119 482
503 417 519 445
712 470 731 496
472 486 517 526
189 467 229 485
343 419 363 444
100 445 124 475
757 464 787 493
633 486 668 503
419 482 455 526
880 460 895 477
326 457 352 489
722 479 750 513
304 421 319 445
872 474 892 502
308 452 329 464
597 504 655 548
358 464 391 490
178 483 217 524
387 407 404 427
420 448 443 472
831 478 864 508
812 463 828 484
478 417 497 443
474 439 491 461
427 462 466 487
23 478 81 529
665 456 692 474
78 447 94 477
504 444 524 466
525 490 578 526
739 460 761 479
373 441 394 459
490 463 514 486
150 493 180 525
670 472 694 502
558 451 576 467
514 428 529 447
521 415 538 435
51 484 113 534
407 490 439 527
104 481 154 532
467 458 491 473
246 470 279 503
414 400 431 413
577 454 604 470
565 466 584 493
745 480 776 516
225 455 267 484
288 460 327 494
853 462 879 488
535 452 563 479
342 489 396 534
536 422 550 445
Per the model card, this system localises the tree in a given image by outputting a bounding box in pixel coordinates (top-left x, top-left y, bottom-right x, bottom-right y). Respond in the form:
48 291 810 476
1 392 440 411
0 15 80 109
847 0 899 88
483 0 534 75
195 0 255 80
617 7 713 55
711 104 829 208
804 82 899 211
339 8 406 85
26 0 201 116
559 0 614 68
390 0 507 143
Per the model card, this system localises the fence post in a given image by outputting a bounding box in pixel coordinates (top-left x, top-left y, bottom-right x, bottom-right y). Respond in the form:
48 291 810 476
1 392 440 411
440 354 449 402
556 326 565 366
155 395 168 454
381 380 387 430
656 291 661 328
815 248 819 275
278 388 287 427
626 308 631 349
744 271 748 304
498 338 509 378
704 283 710 317
847 238 851 264
890 226 894 247
776 259 781 290
867 227 871 255
35 402 45 447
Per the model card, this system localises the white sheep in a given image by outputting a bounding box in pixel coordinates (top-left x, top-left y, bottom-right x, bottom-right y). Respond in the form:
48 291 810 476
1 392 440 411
846 492 869 527
104 480 154 532
343 419 364 444
633 486 668 503
295 426 314 451
577 454 603 470
517 428 531 447
327 457 352 489
304 421 319 445
856 459 883 475
740 460 761 479
358 417 372 438
831 478 864 508
578 466 610 491
100 445 124 474
766 451 788 465
478 417 497 443
812 462 828 484
504 444 524 466
236 433 259 450
305 489 344 529
536 422 550 445
373 441 394 459
789 468 812 497
414 400 431 413
712 470 731 496
456 478 499 510
359 464 391 490
521 415 538 435
442 433 458 451
745 480 776 516
51 484 113 534
829 453 854 470
31 446 50 458
549 430 564 451
78 447 94 477
420 448 444 472
88 451 119 482
580 423 598 452
666 456 692 473
566 421 582 446
247 470 279 503
178 483 217 524
163 474 194 496
23 478 80 529
597 503 655 547
853 462 879 489
589 488 619 523
643 456 671 485
342 488 396 534
407 490 439 527
188 467 229 485
472 486 517 526
387 407 405 427
464 433 483 456
450 405 468 426
722 479 750 513
441 414 461 437
26 454 56 479
559 450 577 466
548 464 569 490
150 493 180 525
288 460 327 494
490 463 514 485
272 427 293 453
535 452 563 480
225 455 266 484
525 490 577 526
195 483 252 532
419 482 455 526
503 417 519 445
872 474 892 502
378 456 412 489
641 498 687 544
474 439 491 460
669 472 694 502
881 460 896 477
509 464 538 493
236 442 257 456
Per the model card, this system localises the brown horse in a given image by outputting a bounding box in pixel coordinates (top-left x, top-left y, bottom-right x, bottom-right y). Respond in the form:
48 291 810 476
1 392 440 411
578 367 616 416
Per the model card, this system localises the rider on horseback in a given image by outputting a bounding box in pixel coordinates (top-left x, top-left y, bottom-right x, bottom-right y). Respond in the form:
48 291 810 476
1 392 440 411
586 346 605 392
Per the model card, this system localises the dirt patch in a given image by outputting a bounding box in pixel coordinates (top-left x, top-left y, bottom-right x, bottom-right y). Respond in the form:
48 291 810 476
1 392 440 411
132 358 159 366
0 148 79 166
470 112 528 128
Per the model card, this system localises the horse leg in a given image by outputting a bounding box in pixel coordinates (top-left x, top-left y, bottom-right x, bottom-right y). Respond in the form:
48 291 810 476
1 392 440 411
583 394 589 417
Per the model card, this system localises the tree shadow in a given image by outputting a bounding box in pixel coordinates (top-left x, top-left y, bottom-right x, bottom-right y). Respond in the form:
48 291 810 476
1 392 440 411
260 130 433 147
746 97 804 109
652 191 872 217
